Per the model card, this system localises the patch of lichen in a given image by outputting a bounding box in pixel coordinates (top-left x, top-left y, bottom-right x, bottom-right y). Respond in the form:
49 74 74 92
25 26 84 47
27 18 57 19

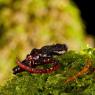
0 49 95 95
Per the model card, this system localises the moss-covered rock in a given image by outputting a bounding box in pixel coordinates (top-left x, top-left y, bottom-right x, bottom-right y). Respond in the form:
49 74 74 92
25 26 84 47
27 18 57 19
0 49 95 95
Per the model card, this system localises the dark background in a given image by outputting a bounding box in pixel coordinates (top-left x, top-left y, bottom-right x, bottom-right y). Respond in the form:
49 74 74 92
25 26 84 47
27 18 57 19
73 0 95 35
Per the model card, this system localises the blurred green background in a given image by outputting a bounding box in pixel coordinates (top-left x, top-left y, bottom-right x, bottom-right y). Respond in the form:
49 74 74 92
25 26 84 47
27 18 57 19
0 0 92 84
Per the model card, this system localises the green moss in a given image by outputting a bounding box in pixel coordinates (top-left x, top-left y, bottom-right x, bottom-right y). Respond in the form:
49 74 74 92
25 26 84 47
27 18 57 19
0 48 95 95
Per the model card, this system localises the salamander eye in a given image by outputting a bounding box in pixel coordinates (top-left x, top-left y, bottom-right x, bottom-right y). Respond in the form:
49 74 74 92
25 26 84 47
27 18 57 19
26 54 32 61
63 44 68 51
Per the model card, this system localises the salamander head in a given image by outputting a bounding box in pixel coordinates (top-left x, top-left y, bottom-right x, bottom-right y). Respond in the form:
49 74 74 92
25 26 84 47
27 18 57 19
51 44 68 55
